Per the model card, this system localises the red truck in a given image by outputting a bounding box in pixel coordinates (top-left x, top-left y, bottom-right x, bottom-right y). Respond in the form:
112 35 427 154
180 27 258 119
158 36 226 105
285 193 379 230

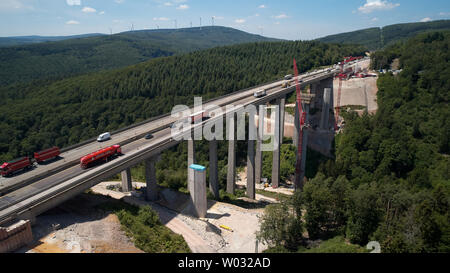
34 147 60 163
0 157 32 177
80 145 122 169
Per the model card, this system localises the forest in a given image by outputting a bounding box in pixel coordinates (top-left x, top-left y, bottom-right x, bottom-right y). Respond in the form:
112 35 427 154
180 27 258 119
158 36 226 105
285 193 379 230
0 26 279 86
0 40 365 163
318 19 450 50
258 31 449 253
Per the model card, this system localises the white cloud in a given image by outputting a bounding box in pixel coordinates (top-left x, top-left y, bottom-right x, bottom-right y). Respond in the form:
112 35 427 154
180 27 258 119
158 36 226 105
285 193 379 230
98 11 105 15
213 16 224 20
420 17 432 22
235 19 246 24
164 2 173 6
371 17 379 21
66 0 81 6
115 0 125 4
258 5 266 9
66 20 80 25
153 17 170 21
176 4 189 10
272 13 289 19
82 7 96 13
439 12 450 16
358 1 399 14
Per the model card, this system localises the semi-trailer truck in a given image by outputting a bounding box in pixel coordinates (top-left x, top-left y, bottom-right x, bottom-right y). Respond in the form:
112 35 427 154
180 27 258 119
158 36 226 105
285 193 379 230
0 157 32 177
34 147 60 163
1 146 61 177
80 145 122 169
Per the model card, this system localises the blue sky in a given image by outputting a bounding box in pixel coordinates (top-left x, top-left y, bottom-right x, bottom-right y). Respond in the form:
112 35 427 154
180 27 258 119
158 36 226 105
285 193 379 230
0 0 449 40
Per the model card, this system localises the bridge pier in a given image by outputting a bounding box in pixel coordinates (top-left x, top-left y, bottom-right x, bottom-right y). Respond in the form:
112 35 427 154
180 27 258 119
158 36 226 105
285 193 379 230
247 110 256 199
209 139 219 199
187 139 196 199
310 82 319 109
189 164 207 218
255 105 264 185
121 168 132 192
318 78 334 131
271 97 285 188
293 101 299 147
280 97 286 141
145 156 159 201
227 114 236 194
320 88 331 130
295 103 310 190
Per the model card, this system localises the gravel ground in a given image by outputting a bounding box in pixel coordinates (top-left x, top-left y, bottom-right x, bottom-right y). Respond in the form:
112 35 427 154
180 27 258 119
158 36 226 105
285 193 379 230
17 194 143 253
91 182 273 253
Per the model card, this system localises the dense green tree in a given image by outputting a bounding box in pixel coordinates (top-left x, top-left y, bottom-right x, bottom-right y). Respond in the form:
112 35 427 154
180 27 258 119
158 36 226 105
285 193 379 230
256 200 303 251
0 40 365 163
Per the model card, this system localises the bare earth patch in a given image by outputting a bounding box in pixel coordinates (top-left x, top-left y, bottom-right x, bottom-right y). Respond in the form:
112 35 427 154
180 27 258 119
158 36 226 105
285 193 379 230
18 194 143 253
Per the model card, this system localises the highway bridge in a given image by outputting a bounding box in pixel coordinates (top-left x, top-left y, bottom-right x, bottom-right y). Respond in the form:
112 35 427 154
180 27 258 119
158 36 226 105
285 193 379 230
0 58 367 227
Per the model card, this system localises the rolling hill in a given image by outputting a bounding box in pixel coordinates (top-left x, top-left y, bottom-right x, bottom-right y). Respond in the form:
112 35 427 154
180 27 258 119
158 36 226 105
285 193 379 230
317 20 450 50
0 26 281 86
0 33 105 47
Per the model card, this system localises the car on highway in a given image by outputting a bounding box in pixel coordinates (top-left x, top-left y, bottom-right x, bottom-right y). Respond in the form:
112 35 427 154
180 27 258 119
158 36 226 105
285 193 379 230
144 133 154 140
254 89 267 98
97 132 111 142
284 74 293 80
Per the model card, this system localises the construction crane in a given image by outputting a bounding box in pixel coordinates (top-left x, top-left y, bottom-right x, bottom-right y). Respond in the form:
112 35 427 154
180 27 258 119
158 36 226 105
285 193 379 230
293 58 305 190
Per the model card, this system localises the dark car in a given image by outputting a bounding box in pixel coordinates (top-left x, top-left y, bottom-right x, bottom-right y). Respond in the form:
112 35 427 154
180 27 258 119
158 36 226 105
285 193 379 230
144 133 153 140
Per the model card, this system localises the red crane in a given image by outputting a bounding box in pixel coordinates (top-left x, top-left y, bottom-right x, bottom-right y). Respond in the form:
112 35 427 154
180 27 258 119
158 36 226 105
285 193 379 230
293 58 305 190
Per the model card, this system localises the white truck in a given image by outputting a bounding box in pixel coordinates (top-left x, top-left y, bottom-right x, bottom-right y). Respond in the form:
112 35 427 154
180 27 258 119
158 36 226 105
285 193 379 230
254 89 267 98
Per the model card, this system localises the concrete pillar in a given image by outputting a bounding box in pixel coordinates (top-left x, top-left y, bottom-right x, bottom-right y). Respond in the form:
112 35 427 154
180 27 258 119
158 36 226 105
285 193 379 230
227 140 236 194
310 82 319 108
145 156 158 201
293 101 300 147
247 139 256 199
295 103 310 190
209 139 219 199
266 103 271 133
121 168 132 192
272 99 281 188
227 114 236 194
188 139 195 199
247 110 256 199
189 164 207 218
320 88 331 130
279 96 286 142
255 105 264 185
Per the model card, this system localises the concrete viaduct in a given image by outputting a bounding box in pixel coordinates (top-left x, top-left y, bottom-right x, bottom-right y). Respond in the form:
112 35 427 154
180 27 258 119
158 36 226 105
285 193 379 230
0 59 366 226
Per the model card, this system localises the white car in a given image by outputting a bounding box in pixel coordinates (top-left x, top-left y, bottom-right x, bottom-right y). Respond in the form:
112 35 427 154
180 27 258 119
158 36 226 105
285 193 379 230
97 132 111 142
